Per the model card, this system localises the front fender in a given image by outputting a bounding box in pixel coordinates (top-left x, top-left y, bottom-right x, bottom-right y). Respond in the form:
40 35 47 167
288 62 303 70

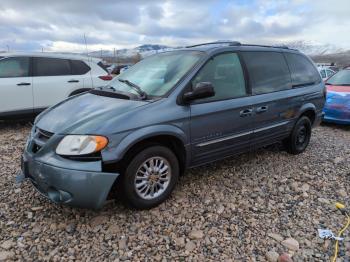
102 124 189 163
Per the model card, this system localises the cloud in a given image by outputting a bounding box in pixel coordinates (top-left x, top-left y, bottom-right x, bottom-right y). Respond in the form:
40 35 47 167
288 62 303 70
0 0 349 52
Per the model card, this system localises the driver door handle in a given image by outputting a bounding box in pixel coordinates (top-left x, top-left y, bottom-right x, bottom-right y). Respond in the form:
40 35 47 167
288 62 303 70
17 82 31 86
68 79 79 83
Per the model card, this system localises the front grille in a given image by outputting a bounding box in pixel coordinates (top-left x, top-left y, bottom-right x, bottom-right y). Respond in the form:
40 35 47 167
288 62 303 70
31 128 54 153
37 128 54 142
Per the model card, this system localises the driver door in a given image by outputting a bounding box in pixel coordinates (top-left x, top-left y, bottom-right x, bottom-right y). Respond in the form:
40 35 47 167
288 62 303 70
189 52 254 165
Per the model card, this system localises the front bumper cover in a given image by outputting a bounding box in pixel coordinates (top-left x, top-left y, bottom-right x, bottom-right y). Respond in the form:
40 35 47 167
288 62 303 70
21 152 119 209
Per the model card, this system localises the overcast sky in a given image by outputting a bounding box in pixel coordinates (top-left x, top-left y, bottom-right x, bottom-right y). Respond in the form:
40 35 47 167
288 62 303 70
0 0 349 52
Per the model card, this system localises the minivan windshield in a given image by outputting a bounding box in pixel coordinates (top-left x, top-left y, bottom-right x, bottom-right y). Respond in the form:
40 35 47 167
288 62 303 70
107 51 203 98
326 69 350 86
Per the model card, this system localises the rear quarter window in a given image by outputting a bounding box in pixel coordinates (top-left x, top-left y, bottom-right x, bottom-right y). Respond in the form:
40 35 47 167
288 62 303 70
284 53 321 87
70 60 90 75
242 51 291 95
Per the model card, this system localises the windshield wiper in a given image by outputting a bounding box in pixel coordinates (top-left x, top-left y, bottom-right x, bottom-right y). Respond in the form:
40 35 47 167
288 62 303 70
118 78 148 100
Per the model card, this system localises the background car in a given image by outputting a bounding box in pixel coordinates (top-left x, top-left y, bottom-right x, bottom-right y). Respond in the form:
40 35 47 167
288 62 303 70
323 69 350 124
318 67 336 81
111 64 131 75
119 65 131 74
0 52 112 119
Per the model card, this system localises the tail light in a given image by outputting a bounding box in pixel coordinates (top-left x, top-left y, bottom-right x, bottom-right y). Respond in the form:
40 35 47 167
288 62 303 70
99 75 113 81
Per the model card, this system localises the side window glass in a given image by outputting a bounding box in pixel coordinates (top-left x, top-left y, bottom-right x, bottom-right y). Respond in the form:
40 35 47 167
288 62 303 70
284 53 321 87
192 53 246 102
320 69 326 78
34 57 71 76
326 70 334 78
71 60 90 75
0 57 29 78
242 51 291 95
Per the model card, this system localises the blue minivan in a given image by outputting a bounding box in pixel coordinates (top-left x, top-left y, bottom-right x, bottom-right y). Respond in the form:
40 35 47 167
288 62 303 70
20 42 325 209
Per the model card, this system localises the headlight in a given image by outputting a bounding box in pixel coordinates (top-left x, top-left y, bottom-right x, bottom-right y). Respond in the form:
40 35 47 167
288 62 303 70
56 135 108 156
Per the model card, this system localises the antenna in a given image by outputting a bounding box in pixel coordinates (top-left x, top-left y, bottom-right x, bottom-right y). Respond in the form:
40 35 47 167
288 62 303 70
83 34 94 85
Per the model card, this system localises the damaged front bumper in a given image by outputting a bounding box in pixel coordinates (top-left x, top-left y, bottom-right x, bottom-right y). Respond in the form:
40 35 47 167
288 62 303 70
21 151 119 209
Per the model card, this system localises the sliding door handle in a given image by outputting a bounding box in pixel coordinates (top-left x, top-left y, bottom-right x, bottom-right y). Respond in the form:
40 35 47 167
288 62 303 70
240 108 253 117
68 79 79 83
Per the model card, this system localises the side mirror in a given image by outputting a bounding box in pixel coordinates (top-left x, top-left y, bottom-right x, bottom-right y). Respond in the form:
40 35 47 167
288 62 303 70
183 82 215 102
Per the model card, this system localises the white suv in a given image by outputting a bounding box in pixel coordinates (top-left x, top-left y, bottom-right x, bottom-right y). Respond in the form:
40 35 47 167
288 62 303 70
0 52 112 119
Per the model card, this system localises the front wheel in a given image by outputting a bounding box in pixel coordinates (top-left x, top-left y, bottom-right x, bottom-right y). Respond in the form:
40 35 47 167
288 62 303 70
284 116 312 155
121 145 179 209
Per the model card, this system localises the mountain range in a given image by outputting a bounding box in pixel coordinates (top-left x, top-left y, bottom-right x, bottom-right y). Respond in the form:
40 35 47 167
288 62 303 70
89 41 347 59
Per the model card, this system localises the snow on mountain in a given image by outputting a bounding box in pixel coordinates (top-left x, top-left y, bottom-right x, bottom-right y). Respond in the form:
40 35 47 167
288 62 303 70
277 40 345 56
88 44 173 59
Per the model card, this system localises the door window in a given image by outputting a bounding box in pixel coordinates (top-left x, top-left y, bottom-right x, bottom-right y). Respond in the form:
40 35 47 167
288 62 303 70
320 69 326 79
0 57 29 78
192 53 246 102
284 53 321 87
34 57 71 76
242 51 291 95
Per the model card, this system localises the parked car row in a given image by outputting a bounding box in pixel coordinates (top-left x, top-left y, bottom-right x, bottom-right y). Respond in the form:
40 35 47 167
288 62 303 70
0 53 112 119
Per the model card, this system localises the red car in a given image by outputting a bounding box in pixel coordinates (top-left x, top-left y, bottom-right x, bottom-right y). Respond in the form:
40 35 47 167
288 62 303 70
323 69 350 124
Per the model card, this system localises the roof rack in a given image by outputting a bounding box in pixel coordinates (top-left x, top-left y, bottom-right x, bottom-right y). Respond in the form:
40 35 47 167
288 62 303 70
185 42 298 51
186 41 241 48
241 44 298 51
241 44 288 49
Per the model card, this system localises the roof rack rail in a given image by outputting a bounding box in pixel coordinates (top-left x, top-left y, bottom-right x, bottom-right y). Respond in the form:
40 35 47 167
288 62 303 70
186 41 241 48
241 44 298 51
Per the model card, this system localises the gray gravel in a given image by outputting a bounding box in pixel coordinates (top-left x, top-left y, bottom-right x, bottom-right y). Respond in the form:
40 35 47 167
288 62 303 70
0 122 349 261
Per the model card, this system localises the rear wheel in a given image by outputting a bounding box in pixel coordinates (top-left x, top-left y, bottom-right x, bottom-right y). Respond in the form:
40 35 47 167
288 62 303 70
284 116 312 154
121 145 179 209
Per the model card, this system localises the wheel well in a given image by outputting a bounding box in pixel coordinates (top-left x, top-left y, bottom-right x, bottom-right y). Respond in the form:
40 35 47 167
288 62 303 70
104 135 186 176
300 110 316 125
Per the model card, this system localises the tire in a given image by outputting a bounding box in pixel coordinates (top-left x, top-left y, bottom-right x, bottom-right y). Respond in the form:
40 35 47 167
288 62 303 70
284 116 312 155
121 145 179 209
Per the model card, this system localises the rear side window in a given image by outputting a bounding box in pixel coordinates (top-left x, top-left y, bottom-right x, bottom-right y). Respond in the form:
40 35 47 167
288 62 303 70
192 52 246 102
0 57 29 78
97 61 109 73
71 60 90 75
284 53 321 87
242 51 291 95
34 57 71 76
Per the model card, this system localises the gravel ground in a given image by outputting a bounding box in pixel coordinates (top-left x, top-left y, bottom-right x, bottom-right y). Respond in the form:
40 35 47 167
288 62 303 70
0 122 349 261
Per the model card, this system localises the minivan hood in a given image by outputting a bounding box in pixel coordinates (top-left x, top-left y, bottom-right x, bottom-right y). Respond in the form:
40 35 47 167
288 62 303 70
36 93 150 134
